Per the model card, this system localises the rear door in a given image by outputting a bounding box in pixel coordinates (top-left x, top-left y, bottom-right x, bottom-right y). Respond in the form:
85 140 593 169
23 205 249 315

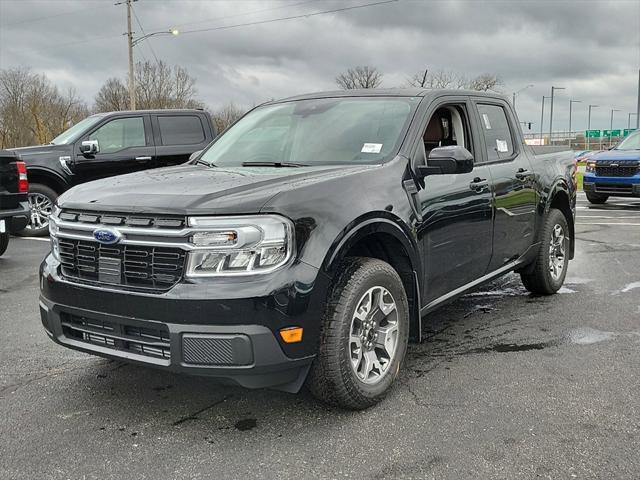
151 113 209 167
471 99 537 270
73 114 155 183
413 96 494 303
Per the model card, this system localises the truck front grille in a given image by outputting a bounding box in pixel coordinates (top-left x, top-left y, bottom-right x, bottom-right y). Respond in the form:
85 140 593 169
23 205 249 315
59 239 186 291
596 164 639 177
61 312 171 361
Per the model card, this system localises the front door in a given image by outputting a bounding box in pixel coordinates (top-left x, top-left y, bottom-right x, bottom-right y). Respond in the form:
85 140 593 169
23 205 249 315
73 115 155 184
472 101 537 270
414 98 494 304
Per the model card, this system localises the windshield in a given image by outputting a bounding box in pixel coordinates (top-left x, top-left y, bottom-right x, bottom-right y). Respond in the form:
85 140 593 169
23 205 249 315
50 115 104 145
615 131 640 151
199 97 419 167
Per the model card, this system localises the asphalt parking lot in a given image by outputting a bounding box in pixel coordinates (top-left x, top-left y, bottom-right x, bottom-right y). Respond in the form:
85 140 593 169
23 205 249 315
1 193 639 480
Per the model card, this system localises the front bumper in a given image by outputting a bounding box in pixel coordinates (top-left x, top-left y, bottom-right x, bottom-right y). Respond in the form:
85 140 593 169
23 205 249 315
583 174 640 197
39 254 329 392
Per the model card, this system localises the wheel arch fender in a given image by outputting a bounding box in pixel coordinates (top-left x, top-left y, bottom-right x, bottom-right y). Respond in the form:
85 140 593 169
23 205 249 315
542 178 575 259
25 167 69 195
321 212 423 341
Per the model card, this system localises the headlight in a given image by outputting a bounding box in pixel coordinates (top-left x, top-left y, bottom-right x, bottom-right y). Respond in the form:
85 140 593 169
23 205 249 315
49 214 60 261
586 162 596 173
185 215 294 276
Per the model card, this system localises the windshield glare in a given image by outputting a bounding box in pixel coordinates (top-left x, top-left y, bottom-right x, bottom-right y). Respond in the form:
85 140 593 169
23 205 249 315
200 97 419 167
50 115 104 145
615 131 640 151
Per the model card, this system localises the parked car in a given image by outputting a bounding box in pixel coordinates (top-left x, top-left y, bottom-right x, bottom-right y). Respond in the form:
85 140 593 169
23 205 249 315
0 150 29 256
40 89 576 409
583 130 640 203
9 109 215 236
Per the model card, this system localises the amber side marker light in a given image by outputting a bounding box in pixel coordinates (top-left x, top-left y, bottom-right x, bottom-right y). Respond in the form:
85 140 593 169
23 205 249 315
280 327 303 343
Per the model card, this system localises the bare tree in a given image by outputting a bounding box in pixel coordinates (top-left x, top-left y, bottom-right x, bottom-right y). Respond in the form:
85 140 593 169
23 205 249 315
0 67 88 148
94 60 204 112
407 69 502 92
336 66 383 89
210 102 246 133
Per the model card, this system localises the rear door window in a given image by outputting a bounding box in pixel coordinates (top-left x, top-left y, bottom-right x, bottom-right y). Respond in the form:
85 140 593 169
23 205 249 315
476 104 514 162
158 115 205 145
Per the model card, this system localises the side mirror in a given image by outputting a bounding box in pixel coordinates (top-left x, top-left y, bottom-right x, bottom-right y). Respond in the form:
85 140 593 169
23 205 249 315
80 140 99 156
417 145 474 178
189 150 203 162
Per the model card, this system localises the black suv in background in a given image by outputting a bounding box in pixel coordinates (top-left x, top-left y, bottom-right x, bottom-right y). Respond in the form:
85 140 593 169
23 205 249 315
9 109 215 236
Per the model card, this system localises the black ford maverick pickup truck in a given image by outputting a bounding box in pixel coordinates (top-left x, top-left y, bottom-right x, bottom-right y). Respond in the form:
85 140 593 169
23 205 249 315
39 89 576 409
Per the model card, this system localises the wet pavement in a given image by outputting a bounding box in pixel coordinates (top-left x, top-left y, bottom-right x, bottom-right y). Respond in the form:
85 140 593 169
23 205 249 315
1 193 639 479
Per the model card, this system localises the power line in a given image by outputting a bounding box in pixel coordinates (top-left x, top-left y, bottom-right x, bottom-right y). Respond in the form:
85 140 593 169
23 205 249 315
36 0 400 51
0 2 112 28
165 0 319 30
131 3 160 64
179 0 400 35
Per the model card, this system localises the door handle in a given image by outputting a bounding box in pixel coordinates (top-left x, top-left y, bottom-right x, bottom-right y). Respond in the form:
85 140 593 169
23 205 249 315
515 168 533 180
135 156 152 162
469 177 489 192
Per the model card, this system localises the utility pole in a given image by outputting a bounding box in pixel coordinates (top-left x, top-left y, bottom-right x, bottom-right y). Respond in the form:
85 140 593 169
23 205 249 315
126 0 136 110
549 86 565 146
629 113 638 129
540 96 548 145
587 104 598 150
637 68 639 129
568 99 581 148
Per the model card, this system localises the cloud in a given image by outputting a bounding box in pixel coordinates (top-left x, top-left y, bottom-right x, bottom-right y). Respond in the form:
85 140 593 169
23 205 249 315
0 0 638 130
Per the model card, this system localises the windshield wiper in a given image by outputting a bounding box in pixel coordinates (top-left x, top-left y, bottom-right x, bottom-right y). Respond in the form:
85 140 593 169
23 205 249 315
242 161 308 168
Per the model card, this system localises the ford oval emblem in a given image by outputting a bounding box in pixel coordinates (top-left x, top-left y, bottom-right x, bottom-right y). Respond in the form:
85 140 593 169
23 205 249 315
93 227 122 245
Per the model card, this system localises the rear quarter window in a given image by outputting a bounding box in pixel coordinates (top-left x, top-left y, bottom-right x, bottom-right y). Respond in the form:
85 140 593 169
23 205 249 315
476 104 514 162
158 115 205 145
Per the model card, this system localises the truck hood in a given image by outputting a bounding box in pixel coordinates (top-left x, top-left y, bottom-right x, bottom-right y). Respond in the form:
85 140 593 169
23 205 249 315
591 149 640 162
58 163 377 215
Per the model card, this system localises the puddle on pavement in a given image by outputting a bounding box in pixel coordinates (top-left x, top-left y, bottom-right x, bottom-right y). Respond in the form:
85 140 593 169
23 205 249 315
464 341 558 354
617 282 640 294
565 327 616 345
557 287 576 294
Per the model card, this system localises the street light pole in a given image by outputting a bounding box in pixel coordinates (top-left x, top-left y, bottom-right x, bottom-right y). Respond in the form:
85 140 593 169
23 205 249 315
540 96 548 145
629 113 638 129
568 99 581 148
512 84 534 111
549 86 565 145
609 108 620 147
587 104 598 150
126 0 135 110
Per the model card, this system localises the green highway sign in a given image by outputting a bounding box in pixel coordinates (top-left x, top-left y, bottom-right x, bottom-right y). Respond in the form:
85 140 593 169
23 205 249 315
602 129 621 137
623 128 637 136
585 129 601 138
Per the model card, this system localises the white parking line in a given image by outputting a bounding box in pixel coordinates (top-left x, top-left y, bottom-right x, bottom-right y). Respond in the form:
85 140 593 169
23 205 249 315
576 222 640 226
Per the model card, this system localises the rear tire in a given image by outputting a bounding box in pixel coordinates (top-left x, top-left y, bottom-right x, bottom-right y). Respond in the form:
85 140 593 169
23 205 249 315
0 232 8 257
585 192 608 204
521 208 569 295
16 183 58 237
306 257 409 410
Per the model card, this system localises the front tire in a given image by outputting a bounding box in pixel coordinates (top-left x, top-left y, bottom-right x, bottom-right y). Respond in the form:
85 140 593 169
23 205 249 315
0 232 9 257
585 192 608 204
521 208 570 295
306 257 409 410
16 183 58 237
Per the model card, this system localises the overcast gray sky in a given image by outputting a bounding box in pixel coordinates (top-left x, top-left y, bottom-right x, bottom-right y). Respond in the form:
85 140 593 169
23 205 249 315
0 0 638 132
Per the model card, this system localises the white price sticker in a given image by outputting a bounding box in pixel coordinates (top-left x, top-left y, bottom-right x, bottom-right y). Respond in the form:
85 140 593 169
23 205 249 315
496 139 509 153
361 143 383 154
